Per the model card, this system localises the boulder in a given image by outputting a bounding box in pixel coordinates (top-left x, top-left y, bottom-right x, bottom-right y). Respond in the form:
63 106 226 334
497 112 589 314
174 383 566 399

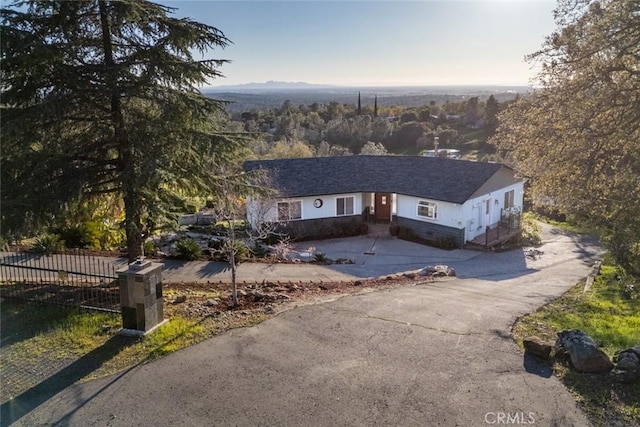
556 330 614 373
612 369 639 383
419 265 456 277
556 330 609 370
611 347 640 383
615 350 639 371
523 336 553 359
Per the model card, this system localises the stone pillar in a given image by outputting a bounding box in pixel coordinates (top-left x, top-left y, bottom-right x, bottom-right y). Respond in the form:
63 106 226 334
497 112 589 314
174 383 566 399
117 257 167 336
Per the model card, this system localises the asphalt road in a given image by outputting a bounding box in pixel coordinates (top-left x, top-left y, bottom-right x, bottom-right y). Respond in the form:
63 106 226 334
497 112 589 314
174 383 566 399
4 224 602 427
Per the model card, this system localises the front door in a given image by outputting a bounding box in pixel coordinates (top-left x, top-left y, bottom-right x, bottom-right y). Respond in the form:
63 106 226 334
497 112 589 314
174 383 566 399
375 193 392 223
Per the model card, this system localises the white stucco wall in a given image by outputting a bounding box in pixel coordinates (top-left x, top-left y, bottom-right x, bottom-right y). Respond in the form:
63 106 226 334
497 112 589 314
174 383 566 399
248 181 524 243
247 193 364 227
396 194 464 230
462 181 525 241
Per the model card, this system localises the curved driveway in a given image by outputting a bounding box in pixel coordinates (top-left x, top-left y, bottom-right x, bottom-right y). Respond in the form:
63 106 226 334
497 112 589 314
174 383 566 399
8 224 601 426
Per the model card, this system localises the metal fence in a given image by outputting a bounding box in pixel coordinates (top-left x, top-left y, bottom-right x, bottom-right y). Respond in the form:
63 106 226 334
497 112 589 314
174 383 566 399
482 209 523 248
0 250 127 313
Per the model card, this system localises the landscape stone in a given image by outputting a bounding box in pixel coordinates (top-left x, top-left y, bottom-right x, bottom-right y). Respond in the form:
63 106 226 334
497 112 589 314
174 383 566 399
173 295 187 304
612 368 640 384
611 348 640 383
419 265 455 277
556 329 614 373
523 336 553 359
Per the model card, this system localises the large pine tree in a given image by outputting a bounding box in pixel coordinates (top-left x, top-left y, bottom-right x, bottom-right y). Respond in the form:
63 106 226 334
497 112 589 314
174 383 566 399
1 1 246 260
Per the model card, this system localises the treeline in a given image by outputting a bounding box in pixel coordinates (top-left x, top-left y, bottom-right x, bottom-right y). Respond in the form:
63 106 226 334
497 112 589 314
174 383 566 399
224 94 521 159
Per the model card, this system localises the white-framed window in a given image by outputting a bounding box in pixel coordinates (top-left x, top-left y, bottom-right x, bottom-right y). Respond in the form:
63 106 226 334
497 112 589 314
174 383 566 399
417 201 438 219
336 196 355 216
277 200 302 221
504 189 515 209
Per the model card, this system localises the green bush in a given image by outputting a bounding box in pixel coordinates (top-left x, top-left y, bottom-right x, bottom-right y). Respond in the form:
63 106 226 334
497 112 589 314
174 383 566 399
174 238 202 261
143 240 157 257
220 240 251 263
32 233 65 254
52 220 123 250
521 213 542 246
314 252 327 263
53 223 96 249
0 236 9 251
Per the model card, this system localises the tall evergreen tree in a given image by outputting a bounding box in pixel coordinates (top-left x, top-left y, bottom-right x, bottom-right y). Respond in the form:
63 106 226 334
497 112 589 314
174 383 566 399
374 95 378 118
1 1 248 260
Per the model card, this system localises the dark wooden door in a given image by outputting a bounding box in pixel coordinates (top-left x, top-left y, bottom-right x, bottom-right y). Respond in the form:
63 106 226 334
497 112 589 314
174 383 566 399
375 193 392 222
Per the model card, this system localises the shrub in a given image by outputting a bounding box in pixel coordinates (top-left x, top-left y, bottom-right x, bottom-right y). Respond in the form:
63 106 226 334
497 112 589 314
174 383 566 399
521 212 542 246
143 240 157 257
32 233 65 254
174 238 202 261
0 236 9 251
314 252 327 263
54 223 98 249
220 240 251 263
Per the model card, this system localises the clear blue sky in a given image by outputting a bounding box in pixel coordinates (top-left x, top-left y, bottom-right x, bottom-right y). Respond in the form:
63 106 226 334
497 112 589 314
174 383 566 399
162 0 558 87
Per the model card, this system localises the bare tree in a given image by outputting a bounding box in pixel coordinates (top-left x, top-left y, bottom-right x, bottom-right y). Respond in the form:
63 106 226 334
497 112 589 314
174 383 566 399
210 169 281 307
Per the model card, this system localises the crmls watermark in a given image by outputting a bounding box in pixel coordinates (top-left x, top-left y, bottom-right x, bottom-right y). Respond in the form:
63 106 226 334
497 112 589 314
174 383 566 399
484 412 536 424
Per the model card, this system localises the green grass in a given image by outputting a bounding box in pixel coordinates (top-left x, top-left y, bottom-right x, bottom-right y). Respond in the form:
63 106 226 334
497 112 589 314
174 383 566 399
537 215 595 235
0 300 266 400
512 263 640 426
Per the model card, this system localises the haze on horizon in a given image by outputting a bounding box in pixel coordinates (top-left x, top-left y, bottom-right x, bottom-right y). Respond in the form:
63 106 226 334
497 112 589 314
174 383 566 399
162 1 557 88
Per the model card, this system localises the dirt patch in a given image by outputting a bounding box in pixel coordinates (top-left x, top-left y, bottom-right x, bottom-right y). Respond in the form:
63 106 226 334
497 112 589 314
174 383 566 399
163 273 434 320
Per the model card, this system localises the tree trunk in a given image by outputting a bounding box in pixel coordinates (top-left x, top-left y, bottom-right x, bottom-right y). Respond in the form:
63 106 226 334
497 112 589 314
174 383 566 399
123 187 143 262
99 1 142 262
229 218 238 307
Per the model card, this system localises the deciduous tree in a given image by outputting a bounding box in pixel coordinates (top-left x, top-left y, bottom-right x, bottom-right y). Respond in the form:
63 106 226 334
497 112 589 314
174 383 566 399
492 0 640 273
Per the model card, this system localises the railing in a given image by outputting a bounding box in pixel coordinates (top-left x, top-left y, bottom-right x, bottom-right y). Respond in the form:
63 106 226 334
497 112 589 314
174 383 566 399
484 208 522 247
0 250 126 313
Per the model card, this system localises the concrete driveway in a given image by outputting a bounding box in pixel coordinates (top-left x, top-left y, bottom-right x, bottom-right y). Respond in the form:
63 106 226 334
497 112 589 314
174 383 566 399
6 224 602 426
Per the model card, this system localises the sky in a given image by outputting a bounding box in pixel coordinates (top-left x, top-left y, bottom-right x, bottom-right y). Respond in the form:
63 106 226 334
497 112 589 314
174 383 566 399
162 1 558 88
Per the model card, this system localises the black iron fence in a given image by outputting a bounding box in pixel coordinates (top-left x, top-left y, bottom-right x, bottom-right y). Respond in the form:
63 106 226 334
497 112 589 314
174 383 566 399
0 250 127 313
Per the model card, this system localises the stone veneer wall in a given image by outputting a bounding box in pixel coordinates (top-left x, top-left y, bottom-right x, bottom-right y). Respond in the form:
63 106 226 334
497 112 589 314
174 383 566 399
285 215 362 241
394 216 465 248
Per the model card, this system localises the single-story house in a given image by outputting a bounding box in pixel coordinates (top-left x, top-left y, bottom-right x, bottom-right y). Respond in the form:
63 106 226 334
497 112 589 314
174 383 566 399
244 155 524 248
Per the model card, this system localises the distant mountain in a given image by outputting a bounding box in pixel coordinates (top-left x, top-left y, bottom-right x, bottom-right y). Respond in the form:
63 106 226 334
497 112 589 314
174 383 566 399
206 80 340 91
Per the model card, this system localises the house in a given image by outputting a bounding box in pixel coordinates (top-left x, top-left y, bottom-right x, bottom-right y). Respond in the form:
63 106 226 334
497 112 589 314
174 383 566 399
244 155 524 248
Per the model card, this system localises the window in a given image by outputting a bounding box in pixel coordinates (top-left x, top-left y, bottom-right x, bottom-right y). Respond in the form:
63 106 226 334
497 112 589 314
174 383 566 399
504 189 515 209
336 196 355 216
417 201 437 219
277 201 301 221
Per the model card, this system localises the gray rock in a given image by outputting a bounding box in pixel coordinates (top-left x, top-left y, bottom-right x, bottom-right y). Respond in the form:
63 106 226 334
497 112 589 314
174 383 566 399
252 290 266 302
204 299 218 307
523 336 553 359
556 329 614 373
419 265 455 277
172 295 187 304
612 368 640 384
615 350 639 372
419 266 437 276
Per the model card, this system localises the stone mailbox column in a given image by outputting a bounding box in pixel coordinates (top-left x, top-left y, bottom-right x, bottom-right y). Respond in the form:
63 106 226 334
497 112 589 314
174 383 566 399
117 257 167 336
